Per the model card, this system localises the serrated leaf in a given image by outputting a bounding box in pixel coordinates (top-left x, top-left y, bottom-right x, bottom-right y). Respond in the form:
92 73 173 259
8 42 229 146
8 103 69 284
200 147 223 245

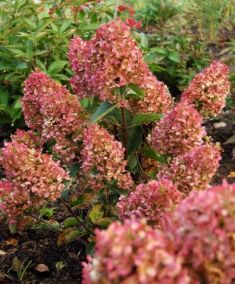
90 102 117 123
131 113 162 127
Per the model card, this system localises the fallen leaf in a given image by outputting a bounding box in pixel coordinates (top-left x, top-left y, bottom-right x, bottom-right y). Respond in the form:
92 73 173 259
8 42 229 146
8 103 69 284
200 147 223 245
224 135 235 145
5 239 18 246
229 172 235 178
35 263 49 273
0 250 6 255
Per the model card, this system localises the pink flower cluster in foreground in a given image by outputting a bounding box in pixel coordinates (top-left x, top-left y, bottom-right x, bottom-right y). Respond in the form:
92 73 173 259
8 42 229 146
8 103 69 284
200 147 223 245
117 179 182 227
83 182 235 284
181 61 230 117
82 219 191 284
69 20 173 113
158 143 221 194
0 131 69 221
164 181 235 284
81 124 133 190
151 101 206 156
23 70 85 163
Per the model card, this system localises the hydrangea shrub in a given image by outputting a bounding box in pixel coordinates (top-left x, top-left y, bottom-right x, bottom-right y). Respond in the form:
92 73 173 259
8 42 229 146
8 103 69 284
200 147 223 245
0 18 232 283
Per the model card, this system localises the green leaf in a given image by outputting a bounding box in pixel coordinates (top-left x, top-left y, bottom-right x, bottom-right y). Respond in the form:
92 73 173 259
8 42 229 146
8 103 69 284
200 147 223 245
89 204 103 224
13 97 22 110
142 145 169 164
69 164 80 178
151 47 167 55
128 152 138 171
90 102 117 123
48 60 68 75
7 48 27 58
63 217 79 228
59 20 72 33
127 126 143 154
126 83 145 100
0 88 9 106
140 33 148 49
80 23 100 32
131 113 162 127
168 51 180 63
40 207 54 218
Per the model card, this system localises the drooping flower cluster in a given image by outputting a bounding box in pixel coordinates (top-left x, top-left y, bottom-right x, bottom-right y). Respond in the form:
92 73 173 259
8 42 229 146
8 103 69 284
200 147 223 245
158 143 221 194
23 70 85 163
69 20 173 113
81 124 133 191
151 101 206 156
0 131 69 222
181 61 230 117
82 219 192 284
117 179 182 227
164 182 235 284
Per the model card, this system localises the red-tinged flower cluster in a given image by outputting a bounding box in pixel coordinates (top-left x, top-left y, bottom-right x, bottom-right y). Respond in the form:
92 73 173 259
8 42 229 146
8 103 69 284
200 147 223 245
117 179 182 227
81 124 133 191
117 5 142 29
118 5 135 16
135 73 173 113
151 101 206 156
82 219 192 284
164 182 235 284
69 20 172 113
158 143 221 194
23 70 85 163
0 131 69 222
10 129 41 148
181 61 230 117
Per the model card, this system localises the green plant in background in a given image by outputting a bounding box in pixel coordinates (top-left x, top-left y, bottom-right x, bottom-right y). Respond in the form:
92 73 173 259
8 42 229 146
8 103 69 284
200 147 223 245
141 33 210 96
182 0 235 42
0 0 113 127
135 0 180 28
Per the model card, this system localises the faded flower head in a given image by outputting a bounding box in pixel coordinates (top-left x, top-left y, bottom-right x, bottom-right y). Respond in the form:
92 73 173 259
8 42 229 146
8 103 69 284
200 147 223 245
117 179 182 227
0 134 69 222
69 20 173 113
158 142 221 194
181 61 230 117
82 219 192 284
81 124 133 191
151 101 206 156
23 70 85 163
164 181 235 284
